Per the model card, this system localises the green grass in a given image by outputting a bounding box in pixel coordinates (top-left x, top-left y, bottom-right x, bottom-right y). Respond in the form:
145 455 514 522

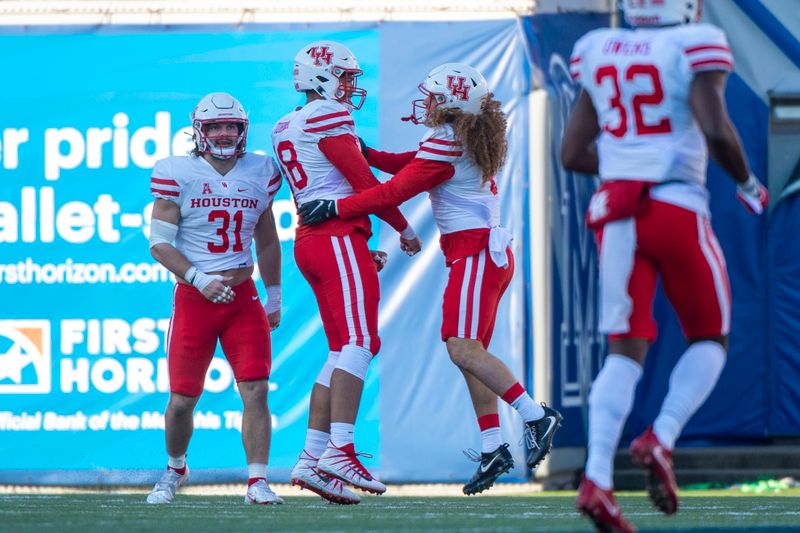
1 491 799 532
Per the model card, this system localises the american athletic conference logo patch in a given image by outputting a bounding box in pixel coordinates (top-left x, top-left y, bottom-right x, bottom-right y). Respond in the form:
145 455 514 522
0 320 51 394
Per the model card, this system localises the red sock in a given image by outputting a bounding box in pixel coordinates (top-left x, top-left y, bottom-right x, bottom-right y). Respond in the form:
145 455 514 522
168 465 186 476
248 477 265 487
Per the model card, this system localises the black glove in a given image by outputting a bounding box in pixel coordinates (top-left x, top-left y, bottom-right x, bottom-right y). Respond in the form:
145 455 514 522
358 136 369 159
298 199 338 225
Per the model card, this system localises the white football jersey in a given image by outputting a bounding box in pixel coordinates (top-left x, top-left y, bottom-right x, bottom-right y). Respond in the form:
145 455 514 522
150 153 281 272
570 23 733 188
417 125 500 235
271 99 361 204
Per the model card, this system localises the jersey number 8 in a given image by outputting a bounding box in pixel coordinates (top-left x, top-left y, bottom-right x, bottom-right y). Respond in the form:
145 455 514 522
276 140 309 190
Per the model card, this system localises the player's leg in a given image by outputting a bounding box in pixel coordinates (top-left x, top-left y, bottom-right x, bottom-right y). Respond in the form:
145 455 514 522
443 248 561 468
577 218 654 533
460 370 514 495
290 239 360 504
630 203 731 515
147 284 218 504
316 234 386 494
219 279 282 505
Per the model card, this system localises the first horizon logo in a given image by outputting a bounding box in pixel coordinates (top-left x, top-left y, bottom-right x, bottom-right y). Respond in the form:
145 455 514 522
0 320 51 393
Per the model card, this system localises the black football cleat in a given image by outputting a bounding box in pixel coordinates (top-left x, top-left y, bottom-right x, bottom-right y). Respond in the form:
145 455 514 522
524 404 563 469
462 443 514 495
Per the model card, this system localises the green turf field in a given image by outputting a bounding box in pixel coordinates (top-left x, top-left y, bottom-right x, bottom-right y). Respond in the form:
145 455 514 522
1 491 799 532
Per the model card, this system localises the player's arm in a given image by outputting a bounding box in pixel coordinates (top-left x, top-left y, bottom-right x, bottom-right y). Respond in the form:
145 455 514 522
254 202 282 329
299 157 453 224
319 134 418 243
357 137 417 174
560 89 601 174
149 199 234 304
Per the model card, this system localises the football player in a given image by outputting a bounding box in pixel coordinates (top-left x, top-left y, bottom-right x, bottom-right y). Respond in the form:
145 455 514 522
271 41 421 503
298 63 563 496
146 92 284 505
561 1 767 530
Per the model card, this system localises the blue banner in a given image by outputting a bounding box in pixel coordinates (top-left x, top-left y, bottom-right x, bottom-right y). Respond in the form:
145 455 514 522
0 20 533 483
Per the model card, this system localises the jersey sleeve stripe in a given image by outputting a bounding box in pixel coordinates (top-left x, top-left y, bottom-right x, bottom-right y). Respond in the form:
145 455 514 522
151 188 179 197
306 110 351 124
304 120 356 133
151 177 178 187
570 57 581 64
268 174 282 188
419 146 464 157
690 58 734 71
571 71 580 81
685 44 731 54
423 138 461 147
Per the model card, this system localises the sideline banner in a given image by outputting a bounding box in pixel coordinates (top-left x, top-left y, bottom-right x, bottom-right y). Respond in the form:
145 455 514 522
0 21 531 483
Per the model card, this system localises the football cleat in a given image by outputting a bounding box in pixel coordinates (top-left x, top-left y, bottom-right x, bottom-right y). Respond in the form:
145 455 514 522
146 466 189 504
462 443 514 495
523 404 563 469
245 479 284 505
291 454 361 505
576 475 637 533
317 443 386 495
629 426 678 515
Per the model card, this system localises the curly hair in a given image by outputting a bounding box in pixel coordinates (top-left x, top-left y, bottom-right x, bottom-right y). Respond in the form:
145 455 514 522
427 94 508 183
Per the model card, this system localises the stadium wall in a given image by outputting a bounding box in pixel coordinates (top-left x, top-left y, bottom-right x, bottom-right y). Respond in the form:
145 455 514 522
530 0 800 460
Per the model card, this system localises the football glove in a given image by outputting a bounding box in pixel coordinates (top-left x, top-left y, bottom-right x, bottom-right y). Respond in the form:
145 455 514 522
736 174 768 215
298 199 338 225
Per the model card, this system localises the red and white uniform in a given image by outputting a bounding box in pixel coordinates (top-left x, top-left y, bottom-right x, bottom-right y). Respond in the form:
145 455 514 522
151 153 282 395
337 124 514 348
271 99 410 354
570 24 733 340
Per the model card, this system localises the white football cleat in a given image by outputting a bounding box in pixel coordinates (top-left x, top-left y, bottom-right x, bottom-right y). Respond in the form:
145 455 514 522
291 455 361 505
317 443 386 495
146 466 189 504
245 479 284 505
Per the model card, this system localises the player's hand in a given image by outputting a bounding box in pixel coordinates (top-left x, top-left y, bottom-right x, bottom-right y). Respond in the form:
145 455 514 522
298 199 337 225
370 250 388 272
202 276 235 304
736 174 768 215
400 235 422 256
266 308 281 330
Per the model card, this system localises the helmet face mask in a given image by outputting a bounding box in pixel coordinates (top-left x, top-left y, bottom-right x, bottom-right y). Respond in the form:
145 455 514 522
403 63 490 125
294 41 367 110
621 0 702 27
192 93 248 159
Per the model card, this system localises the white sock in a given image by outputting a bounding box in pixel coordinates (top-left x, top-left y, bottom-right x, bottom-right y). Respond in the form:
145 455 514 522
329 422 355 448
303 428 330 460
248 463 267 480
481 427 503 454
653 340 726 450
585 354 643 490
511 394 546 423
167 454 186 470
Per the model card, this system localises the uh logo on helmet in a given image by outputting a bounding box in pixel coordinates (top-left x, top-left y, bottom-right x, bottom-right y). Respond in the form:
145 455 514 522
293 40 367 110
403 63 491 125
621 0 702 27
192 92 249 160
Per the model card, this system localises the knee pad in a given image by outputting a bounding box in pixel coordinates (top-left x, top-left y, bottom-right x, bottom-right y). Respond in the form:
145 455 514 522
315 351 340 387
336 345 373 381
